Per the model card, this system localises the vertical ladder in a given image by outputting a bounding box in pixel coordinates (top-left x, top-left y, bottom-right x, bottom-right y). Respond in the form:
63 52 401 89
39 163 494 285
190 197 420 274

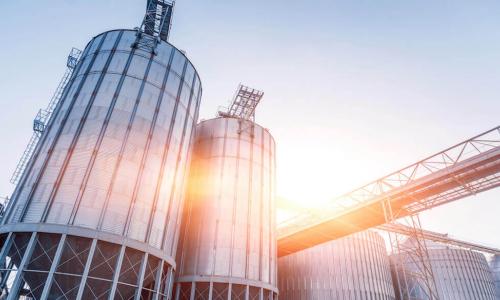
10 48 82 185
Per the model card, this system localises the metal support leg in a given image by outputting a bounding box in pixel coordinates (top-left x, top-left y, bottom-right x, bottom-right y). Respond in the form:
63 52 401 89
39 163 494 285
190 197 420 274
40 234 67 300
382 198 406 300
208 282 213 300
387 233 405 300
166 266 174 300
259 287 263 300
190 282 196 300
227 283 232 300
245 285 249 300
6 232 37 300
76 238 97 300
152 260 164 300
0 232 13 293
0 233 12 264
175 283 180 300
409 214 439 300
0 260 14 295
135 253 149 300
108 244 126 300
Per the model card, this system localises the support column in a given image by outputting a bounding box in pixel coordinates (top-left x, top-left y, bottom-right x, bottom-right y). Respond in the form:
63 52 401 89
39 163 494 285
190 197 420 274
76 238 98 300
40 234 67 300
0 232 13 292
135 253 149 300
208 281 213 300
227 283 232 300
152 260 164 300
7 232 37 300
166 266 174 300
0 233 13 264
108 244 126 300
0 260 13 290
190 282 196 300
175 282 181 300
245 285 249 300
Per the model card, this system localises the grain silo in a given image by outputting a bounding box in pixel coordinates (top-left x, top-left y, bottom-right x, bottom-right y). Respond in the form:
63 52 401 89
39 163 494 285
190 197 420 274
489 254 500 298
175 85 278 299
278 230 396 300
0 1 202 299
391 242 497 300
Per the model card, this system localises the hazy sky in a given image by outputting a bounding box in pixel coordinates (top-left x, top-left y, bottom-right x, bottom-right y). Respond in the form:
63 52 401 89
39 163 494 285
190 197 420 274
0 1 499 248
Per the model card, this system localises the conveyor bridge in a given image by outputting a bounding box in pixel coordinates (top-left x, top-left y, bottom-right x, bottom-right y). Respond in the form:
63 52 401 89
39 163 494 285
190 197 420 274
278 126 500 257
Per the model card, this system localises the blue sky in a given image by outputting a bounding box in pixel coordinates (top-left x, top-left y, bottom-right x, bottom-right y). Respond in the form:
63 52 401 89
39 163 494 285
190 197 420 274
0 1 499 248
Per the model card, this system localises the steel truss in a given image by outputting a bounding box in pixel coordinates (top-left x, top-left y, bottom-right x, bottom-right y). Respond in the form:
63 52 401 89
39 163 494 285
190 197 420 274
0 232 174 300
277 126 500 256
383 204 439 300
218 84 264 122
379 222 500 255
133 0 174 54
378 214 500 300
174 281 277 300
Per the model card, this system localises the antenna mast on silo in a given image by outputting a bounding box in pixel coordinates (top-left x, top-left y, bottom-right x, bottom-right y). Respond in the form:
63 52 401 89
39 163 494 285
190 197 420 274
218 84 264 121
133 0 175 54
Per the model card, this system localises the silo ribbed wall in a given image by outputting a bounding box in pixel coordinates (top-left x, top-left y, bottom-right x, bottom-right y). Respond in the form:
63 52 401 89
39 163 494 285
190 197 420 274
489 255 500 299
175 117 278 300
0 29 201 299
392 246 496 300
278 230 396 300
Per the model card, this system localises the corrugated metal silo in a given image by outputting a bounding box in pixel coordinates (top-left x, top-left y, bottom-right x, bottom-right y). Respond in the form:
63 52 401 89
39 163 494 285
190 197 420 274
489 254 500 299
278 230 396 300
175 117 278 299
0 25 201 299
392 243 497 300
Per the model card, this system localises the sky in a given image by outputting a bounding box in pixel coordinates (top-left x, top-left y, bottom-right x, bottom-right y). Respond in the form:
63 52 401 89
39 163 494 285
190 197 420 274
0 1 499 248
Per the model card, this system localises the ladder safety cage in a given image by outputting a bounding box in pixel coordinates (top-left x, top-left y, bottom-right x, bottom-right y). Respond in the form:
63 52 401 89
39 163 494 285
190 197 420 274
10 47 82 185
33 47 82 134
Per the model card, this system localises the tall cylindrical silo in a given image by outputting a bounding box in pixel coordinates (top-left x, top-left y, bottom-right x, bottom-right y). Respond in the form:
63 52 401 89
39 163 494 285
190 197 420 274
278 230 396 300
489 254 500 298
0 28 201 299
391 243 496 300
175 117 278 299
